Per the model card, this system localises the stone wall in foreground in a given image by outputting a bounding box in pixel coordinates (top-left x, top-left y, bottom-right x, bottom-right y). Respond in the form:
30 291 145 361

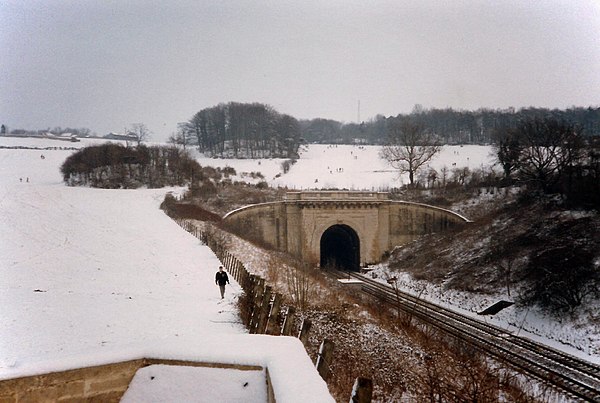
0 359 265 403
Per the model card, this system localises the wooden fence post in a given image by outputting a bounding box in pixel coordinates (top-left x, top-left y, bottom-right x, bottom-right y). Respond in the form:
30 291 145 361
265 293 282 335
256 286 272 334
298 318 312 345
232 257 239 280
229 255 238 280
228 253 234 274
249 278 265 333
241 274 257 326
240 264 250 292
223 252 230 271
281 306 296 336
316 338 335 382
349 377 373 403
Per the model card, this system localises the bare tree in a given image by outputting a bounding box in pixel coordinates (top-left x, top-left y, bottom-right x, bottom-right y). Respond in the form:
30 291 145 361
129 123 151 146
492 126 522 182
515 117 583 193
380 117 442 186
167 122 192 149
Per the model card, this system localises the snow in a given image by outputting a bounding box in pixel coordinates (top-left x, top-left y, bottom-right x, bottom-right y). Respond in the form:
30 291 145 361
337 279 364 285
0 137 333 401
1 136 597 400
268 144 497 190
190 144 498 189
190 150 286 186
366 265 600 364
122 365 268 402
115 335 332 403
0 154 242 369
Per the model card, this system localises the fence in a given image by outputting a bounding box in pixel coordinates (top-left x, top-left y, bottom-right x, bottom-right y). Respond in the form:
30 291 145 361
172 216 373 402
173 218 306 337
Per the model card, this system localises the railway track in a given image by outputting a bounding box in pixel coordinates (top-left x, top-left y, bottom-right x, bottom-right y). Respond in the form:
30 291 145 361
331 270 600 402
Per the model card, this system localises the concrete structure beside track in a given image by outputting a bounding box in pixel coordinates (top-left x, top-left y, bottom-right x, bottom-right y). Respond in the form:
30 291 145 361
222 191 470 271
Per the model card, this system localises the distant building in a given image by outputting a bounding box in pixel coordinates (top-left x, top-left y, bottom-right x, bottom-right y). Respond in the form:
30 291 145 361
103 132 138 142
40 131 80 142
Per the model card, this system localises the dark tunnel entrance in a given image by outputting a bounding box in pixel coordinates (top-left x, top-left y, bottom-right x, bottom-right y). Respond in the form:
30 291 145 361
320 224 360 271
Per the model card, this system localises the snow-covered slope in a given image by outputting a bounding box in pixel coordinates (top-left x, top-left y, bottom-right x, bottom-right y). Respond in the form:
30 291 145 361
189 143 497 189
0 142 245 374
0 137 336 402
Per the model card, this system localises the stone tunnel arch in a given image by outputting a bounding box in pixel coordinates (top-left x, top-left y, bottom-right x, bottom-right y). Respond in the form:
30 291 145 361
222 191 470 269
320 224 360 271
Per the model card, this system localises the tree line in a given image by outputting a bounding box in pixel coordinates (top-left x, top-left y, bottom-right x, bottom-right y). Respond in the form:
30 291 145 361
378 112 599 209
300 106 600 145
172 102 302 158
3 126 93 137
494 116 599 208
61 143 202 188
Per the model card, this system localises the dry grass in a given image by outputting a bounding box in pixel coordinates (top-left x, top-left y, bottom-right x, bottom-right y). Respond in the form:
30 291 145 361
297 283 546 402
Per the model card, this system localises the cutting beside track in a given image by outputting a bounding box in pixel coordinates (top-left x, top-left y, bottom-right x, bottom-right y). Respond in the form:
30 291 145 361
330 270 600 402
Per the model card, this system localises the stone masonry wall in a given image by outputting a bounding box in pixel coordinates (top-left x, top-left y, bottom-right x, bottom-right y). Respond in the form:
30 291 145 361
0 359 265 403
222 193 469 268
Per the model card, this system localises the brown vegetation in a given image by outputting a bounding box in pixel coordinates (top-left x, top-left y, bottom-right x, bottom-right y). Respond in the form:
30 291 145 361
387 193 600 314
190 206 542 401
160 194 222 222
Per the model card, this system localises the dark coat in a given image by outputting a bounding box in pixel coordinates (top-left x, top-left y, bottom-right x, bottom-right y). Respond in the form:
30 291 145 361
215 271 229 286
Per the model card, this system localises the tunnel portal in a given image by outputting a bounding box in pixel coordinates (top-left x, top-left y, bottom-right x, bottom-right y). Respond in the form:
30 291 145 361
222 191 470 269
320 224 360 271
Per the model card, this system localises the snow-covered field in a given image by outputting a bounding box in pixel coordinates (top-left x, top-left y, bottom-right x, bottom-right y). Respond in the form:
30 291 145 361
0 139 243 366
0 136 334 402
0 136 597 400
190 143 498 189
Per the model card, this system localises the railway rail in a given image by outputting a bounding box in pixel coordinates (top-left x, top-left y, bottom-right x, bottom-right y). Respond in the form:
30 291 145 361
331 270 600 402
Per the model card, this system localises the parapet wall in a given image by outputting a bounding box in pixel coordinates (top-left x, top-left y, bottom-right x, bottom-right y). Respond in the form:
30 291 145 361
0 359 265 403
222 201 285 250
387 201 469 247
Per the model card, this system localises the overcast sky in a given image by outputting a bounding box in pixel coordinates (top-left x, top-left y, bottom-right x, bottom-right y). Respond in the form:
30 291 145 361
2 0 599 140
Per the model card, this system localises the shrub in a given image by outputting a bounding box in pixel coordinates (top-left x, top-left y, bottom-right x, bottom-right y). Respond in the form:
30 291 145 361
61 144 202 188
221 166 237 177
519 244 599 313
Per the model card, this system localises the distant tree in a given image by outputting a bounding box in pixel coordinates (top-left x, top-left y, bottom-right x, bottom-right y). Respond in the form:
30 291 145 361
1 124 6 135
515 117 583 192
129 123 151 146
187 102 300 158
299 118 343 143
274 114 301 157
167 132 180 148
168 122 193 149
492 126 522 182
380 117 442 186
61 143 200 188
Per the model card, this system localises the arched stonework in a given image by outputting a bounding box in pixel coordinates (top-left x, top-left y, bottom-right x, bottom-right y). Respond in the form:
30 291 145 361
222 191 469 269
320 224 360 271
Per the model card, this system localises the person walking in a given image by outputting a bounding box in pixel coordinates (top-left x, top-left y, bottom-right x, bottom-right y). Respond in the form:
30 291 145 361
215 266 229 299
